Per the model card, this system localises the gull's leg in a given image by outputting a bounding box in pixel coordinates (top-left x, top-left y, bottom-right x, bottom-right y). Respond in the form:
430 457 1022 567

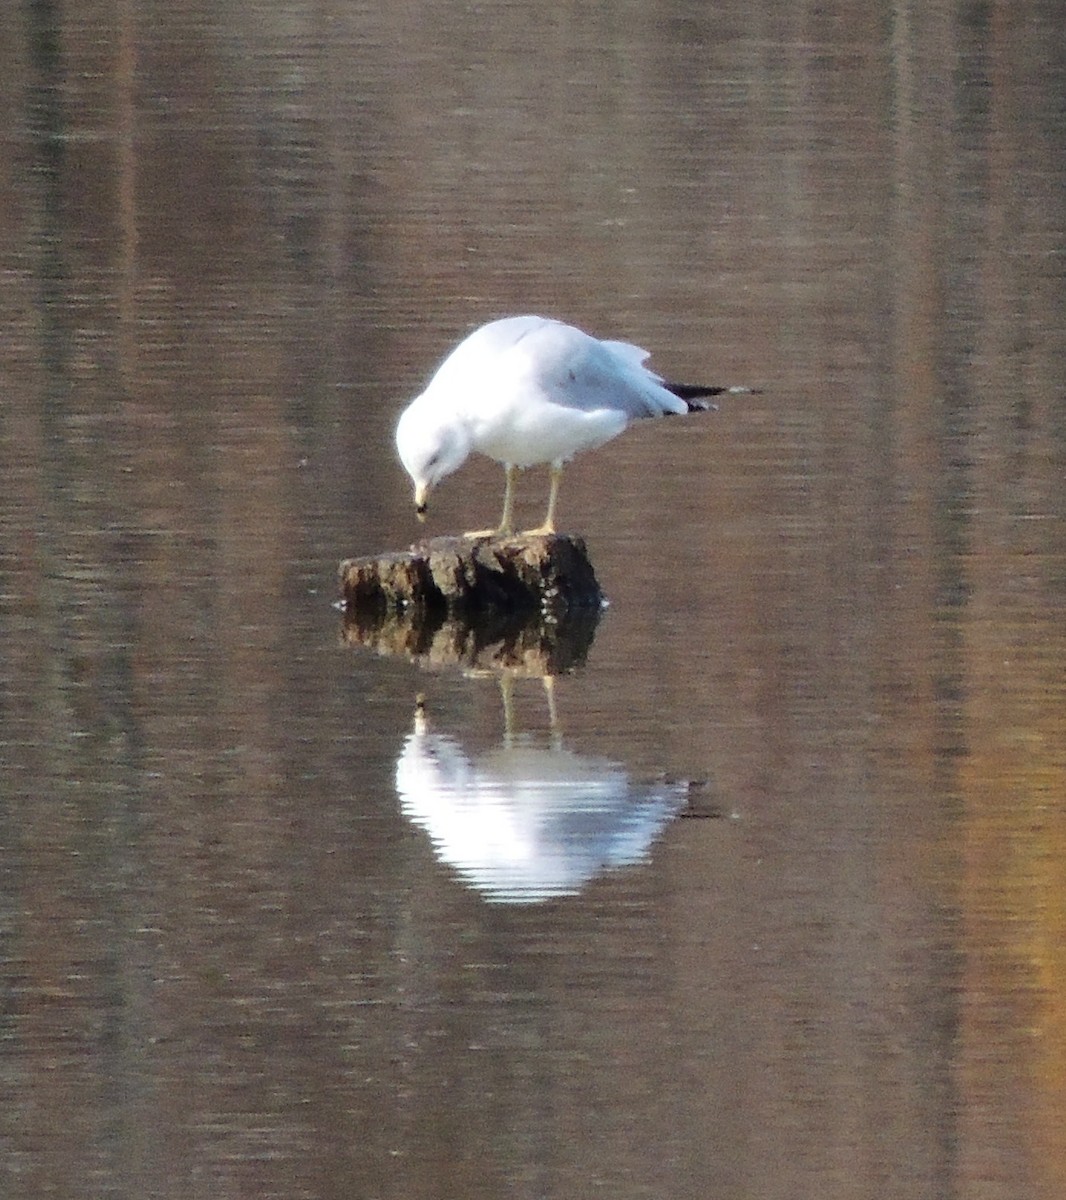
464 464 516 539
521 462 562 536
497 463 516 535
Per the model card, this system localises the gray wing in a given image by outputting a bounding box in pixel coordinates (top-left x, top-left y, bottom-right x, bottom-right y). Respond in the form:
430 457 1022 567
514 320 687 418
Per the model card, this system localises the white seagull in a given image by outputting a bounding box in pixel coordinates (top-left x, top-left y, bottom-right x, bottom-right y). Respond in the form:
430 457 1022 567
395 315 750 536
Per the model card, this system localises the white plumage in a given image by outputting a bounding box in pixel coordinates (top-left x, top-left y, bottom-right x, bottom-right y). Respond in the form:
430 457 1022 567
395 315 731 536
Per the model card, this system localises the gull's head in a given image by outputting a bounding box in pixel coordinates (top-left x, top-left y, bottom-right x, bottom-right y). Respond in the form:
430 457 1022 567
395 397 471 520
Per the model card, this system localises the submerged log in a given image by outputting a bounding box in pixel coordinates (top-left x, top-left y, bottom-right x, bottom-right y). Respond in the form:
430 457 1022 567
338 533 604 621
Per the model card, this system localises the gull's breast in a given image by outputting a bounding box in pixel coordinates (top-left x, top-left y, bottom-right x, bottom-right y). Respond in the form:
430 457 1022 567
470 393 628 467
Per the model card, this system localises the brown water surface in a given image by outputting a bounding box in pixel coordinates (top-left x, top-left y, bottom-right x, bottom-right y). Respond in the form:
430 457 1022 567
2 3 1064 1198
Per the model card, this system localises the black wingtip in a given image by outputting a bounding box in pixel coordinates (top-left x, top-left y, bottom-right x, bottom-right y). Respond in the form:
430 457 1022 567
666 381 763 411
666 381 730 402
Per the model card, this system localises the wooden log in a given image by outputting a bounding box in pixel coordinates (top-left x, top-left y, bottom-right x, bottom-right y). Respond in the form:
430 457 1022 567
338 533 604 621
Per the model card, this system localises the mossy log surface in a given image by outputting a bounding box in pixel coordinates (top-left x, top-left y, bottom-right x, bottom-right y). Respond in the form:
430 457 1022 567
339 533 603 620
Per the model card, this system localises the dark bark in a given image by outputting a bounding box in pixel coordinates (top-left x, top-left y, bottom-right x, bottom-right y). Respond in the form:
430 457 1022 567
339 533 604 621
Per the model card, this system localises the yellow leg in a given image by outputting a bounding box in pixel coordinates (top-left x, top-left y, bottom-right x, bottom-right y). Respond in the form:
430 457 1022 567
498 463 516 534
522 463 562 536
464 464 516 539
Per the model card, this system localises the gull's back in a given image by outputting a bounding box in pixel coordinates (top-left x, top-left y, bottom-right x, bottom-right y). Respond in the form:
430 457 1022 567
428 316 688 421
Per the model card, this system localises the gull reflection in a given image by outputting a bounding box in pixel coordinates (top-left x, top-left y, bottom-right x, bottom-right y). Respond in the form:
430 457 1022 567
395 679 688 905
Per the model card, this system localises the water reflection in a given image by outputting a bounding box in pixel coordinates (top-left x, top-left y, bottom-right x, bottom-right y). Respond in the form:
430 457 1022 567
395 680 690 904
341 592 601 675
5 0 1065 1194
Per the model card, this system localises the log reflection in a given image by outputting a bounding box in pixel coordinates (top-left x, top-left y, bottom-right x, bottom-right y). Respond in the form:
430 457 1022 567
340 597 601 677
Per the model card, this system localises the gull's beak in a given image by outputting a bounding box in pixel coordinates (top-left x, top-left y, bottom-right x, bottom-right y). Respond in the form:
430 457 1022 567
414 482 429 521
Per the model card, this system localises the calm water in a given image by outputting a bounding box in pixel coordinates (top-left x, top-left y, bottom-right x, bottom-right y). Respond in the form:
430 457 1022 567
2 2 1065 1198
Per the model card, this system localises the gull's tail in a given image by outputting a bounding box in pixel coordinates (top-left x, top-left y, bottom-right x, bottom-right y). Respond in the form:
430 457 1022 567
665 381 762 413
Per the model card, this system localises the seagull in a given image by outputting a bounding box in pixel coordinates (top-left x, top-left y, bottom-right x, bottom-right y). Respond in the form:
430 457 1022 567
395 315 753 536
